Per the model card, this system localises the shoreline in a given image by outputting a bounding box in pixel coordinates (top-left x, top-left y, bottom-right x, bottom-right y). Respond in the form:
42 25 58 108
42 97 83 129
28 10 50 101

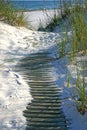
18 8 61 12
17 8 61 13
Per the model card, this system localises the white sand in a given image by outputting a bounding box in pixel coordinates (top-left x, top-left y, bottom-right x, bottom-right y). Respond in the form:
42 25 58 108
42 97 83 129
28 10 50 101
24 9 61 30
0 10 87 130
0 21 60 129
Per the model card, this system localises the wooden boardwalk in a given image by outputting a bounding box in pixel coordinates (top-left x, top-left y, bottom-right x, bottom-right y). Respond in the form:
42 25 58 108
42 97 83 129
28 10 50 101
15 51 69 130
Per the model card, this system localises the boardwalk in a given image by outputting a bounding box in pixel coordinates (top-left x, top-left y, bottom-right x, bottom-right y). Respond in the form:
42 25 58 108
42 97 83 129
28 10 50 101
15 49 68 130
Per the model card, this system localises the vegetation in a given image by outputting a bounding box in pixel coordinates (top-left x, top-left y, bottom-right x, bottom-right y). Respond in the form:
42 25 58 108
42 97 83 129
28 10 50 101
0 0 27 26
70 4 87 61
45 15 61 31
55 1 87 60
64 1 87 114
67 60 87 115
75 64 86 115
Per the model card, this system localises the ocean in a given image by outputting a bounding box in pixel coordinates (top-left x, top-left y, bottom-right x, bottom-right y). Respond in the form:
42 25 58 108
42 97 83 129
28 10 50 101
10 0 85 11
10 1 61 11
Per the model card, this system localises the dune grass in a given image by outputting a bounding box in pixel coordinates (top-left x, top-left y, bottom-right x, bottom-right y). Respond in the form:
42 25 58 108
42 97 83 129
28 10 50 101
70 3 87 60
67 60 87 115
45 13 61 32
75 65 86 115
56 1 87 59
64 1 87 114
0 0 27 26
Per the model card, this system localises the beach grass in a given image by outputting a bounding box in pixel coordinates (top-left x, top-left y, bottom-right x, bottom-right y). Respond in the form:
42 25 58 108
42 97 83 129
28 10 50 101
71 60 87 115
56 1 87 60
0 0 27 26
70 3 87 55
65 1 87 114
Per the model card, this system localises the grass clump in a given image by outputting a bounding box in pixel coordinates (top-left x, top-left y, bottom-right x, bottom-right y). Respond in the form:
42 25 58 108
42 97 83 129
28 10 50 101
66 59 87 115
70 4 87 59
60 1 87 115
71 61 87 115
75 71 86 115
68 3 87 114
57 1 87 61
0 0 27 26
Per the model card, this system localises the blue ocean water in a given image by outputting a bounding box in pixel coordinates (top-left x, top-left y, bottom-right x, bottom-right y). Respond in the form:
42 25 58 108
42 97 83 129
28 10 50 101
10 1 60 11
10 0 85 11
